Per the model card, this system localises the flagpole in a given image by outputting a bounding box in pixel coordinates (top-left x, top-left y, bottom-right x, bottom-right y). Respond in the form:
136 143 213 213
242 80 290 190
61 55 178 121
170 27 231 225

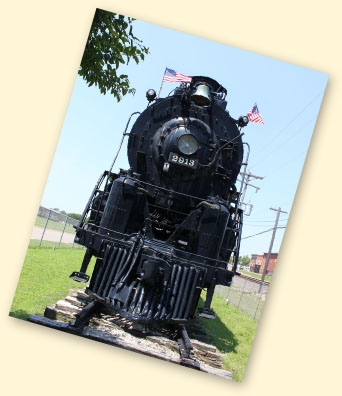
158 67 167 98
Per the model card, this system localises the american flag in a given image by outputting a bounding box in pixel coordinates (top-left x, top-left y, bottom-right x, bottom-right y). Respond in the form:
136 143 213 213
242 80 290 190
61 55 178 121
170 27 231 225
162 68 192 83
247 103 264 125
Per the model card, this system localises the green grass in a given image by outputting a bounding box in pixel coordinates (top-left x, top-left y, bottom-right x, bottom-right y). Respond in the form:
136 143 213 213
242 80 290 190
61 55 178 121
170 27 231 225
239 269 272 283
35 215 76 234
9 247 94 320
198 292 258 382
29 239 84 249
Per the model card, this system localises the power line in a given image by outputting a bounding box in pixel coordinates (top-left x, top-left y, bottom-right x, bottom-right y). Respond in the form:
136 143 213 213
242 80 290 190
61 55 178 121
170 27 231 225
244 223 287 227
242 228 273 239
242 226 286 240
249 90 324 165
249 116 316 169
245 218 288 223
262 149 307 180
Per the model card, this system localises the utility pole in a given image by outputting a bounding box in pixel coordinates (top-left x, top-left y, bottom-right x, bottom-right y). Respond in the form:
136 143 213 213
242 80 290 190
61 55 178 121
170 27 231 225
239 171 264 211
259 207 288 291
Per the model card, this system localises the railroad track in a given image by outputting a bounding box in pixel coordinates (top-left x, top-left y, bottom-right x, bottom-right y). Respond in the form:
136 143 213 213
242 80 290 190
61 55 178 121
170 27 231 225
237 272 270 286
28 289 232 380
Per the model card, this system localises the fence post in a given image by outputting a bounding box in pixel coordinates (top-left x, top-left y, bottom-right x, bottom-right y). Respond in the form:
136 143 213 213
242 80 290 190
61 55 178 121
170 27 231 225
226 278 233 303
216 285 220 297
226 278 234 304
237 277 248 308
39 209 51 246
58 215 68 248
253 281 264 320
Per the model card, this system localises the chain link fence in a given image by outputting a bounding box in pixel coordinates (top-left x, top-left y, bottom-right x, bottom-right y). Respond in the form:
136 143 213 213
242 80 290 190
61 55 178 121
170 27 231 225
215 275 269 321
30 206 83 248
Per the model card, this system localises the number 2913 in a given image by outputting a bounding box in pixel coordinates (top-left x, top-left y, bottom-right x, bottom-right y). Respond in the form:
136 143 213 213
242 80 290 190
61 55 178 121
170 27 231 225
171 154 195 167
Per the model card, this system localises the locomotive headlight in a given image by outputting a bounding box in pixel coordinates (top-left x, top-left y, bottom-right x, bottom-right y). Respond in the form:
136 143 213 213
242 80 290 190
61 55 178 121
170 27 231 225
146 89 157 102
177 134 199 155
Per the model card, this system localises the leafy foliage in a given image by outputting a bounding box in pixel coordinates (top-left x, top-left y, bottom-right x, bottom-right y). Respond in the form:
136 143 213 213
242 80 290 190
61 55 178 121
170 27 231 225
238 255 250 267
67 213 82 221
79 9 149 101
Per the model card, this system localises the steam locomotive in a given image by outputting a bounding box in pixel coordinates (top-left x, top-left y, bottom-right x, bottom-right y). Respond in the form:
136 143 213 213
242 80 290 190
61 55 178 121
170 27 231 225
70 76 249 325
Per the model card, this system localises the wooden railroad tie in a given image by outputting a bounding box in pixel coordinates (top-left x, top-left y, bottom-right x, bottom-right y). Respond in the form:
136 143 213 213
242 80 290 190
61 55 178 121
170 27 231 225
29 289 232 380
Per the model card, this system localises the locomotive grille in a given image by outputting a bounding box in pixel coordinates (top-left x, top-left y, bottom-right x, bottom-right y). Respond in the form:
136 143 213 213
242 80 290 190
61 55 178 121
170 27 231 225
88 243 204 322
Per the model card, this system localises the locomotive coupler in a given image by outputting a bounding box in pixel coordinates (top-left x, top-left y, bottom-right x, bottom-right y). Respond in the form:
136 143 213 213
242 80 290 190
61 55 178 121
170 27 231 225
68 300 100 331
177 324 200 370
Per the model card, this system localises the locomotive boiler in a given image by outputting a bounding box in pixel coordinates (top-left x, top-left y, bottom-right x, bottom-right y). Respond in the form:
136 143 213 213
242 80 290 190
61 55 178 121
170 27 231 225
70 76 249 325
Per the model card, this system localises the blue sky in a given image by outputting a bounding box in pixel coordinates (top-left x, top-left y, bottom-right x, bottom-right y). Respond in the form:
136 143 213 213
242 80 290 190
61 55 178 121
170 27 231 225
41 16 328 257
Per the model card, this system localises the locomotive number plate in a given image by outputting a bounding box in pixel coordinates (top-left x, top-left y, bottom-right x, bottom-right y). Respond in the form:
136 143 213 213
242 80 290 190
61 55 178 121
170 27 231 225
169 153 198 169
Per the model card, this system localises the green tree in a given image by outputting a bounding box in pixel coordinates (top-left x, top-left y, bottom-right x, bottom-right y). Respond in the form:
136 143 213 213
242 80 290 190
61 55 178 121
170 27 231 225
67 213 82 221
79 9 149 101
238 255 250 267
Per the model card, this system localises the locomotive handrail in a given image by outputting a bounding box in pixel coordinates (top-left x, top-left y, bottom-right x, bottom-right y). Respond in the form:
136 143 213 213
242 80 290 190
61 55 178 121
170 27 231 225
124 176 215 203
198 132 245 168
109 111 141 174
229 141 250 272
91 111 141 228
77 170 108 228
83 221 233 268
233 141 250 221
141 240 232 269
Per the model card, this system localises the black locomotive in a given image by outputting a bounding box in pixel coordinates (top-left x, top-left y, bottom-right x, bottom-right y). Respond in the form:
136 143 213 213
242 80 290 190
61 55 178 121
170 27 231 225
70 76 249 325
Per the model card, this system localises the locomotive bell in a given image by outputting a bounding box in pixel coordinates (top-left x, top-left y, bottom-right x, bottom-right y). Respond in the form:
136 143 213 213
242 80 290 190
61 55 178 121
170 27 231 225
191 84 211 106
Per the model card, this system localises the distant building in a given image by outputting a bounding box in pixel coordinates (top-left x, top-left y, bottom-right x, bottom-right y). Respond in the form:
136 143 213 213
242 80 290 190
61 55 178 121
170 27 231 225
249 253 278 276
